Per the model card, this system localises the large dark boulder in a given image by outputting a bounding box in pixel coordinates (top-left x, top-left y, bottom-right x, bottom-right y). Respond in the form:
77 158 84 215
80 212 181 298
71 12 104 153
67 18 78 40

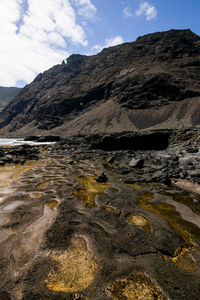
24 136 60 142
90 131 171 151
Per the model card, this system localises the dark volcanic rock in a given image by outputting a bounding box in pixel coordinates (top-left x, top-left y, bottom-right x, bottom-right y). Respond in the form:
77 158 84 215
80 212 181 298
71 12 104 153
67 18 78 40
0 288 13 300
1 29 200 136
153 228 184 256
0 145 40 165
1 137 200 300
129 158 144 168
90 131 171 151
24 135 60 142
95 172 108 183
2 154 12 163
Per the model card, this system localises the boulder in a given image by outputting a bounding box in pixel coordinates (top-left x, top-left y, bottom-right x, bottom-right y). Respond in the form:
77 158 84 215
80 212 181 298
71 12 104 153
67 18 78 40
129 158 144 168
2 154 12 163
95 172 108 183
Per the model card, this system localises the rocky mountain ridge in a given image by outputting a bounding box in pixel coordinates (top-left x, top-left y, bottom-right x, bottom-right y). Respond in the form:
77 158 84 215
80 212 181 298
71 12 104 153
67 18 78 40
0 86 21 112
0 29 200 136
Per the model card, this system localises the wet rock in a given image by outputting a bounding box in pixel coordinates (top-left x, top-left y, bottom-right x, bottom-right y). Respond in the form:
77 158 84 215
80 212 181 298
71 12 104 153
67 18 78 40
2 154 13 163
154 228 184 257
123 178 143 184
0 288 13 300
0 160 5 166
107 155 115 164
189 170 200 177
186 145 199 153
95 172 108 183
115 167 131 175
189 170 200 184
24 135 60 142
1 142 200 299
129 158 144 168
92 131 170 151
152 170 171 185
0 150 5 157
171 154 179 162
69 219 82 225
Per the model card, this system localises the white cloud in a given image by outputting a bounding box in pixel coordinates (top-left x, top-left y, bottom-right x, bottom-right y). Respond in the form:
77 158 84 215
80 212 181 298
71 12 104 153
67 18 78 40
48 32 66 48
91 36 124 54
136 2 157 20
123 6 133 19
73 0 97 19
105 36 124 48
91 45 103 53
0 0 97 87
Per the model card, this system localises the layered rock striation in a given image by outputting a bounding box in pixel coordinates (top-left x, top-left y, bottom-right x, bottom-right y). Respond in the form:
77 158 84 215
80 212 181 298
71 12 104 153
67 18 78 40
0 29 200 136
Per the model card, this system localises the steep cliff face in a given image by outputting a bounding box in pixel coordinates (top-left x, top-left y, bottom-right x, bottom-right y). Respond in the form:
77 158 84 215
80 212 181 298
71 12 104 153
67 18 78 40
0 86 21 111
0 29 200 136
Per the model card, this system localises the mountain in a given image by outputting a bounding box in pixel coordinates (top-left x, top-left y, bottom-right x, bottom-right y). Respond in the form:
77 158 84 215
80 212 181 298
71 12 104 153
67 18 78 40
0 86 21 111
0 29 200 137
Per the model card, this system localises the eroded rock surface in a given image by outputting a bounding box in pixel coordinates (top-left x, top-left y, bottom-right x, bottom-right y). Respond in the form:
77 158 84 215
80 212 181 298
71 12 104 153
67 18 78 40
0 140 200 299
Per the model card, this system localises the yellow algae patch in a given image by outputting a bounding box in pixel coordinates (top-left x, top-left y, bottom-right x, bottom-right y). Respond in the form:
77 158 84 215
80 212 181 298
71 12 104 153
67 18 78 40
39 146 50 154
0 160 44 187
45 237 98 293
137 192 200 245
45 190 55 194
108 187 119 193
106 272 168 300
45 200 58 210
127 214 151 233
166 247 198 272
30 192 44 198
127 183 148 190
137 191 154 202
103 206 115 212
161 191 200 216
74 175 111 208
74 294 88 300
36 180 52 190
103 162 114 171
174 252 198 272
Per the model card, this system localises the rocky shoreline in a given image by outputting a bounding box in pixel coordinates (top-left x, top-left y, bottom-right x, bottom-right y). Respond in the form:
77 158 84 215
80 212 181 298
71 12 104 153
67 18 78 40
0 129 200 299
53 128 200 187
0 144 40 166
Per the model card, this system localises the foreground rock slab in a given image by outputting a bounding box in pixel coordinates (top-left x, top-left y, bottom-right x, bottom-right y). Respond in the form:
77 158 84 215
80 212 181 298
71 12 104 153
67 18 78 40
0 143 200 299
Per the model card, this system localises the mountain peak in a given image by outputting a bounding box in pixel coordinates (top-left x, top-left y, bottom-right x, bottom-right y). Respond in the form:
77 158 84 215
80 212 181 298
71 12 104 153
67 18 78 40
0 29 200 137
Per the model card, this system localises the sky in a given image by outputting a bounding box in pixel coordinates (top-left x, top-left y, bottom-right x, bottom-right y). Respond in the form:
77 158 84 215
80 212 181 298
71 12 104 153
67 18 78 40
0 0 200 88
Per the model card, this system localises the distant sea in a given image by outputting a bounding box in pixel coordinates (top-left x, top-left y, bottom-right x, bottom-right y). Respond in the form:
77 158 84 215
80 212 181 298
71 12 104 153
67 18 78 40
0 138 54 146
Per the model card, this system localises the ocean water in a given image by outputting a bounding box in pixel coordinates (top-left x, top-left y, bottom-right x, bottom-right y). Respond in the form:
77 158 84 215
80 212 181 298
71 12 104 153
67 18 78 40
0 138 55 146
